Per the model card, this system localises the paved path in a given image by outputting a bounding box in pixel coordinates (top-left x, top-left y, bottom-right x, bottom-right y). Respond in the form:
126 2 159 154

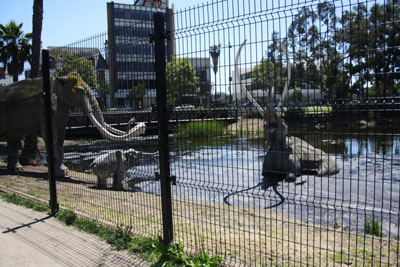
0 199 149 267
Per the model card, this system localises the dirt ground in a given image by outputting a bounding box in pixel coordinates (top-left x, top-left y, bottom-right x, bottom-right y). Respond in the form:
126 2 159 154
0 161 399 266
0 138 399 266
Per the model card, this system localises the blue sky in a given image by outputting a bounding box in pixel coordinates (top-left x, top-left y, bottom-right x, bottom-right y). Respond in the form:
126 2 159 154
0 0 206 48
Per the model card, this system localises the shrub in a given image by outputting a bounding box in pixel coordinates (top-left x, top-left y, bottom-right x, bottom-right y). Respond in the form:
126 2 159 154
56 209 77 225
177 120 226 138
364 217 383 237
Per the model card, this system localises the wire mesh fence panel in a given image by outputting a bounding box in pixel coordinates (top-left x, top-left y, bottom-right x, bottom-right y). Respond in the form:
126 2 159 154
168 0 400 265
0 0 399 266
0 66 53 204
0 11 166 238
47 19 166 236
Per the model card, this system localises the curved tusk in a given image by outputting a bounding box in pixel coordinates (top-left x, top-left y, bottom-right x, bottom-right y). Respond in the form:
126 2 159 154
88 113 146 142
104 117 139 136
104 123 130 135
83 83 138 136
277 39 291 112
141 151 159 156
234 39 265 116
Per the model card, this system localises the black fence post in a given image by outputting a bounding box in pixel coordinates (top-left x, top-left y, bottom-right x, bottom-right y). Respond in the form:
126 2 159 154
154 12 174 245
42 49 59 216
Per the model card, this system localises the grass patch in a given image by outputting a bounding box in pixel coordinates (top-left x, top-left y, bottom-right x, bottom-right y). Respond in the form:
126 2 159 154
364 217 383 237
304 106 332 114
56 209 222 266
177 120 227 138
391 247 400 254
26 189 42 198
3 181 17 187
330 249 350 264
0 192 49 212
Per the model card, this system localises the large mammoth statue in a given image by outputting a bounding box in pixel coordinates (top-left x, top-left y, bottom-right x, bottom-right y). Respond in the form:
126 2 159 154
0 72 146 177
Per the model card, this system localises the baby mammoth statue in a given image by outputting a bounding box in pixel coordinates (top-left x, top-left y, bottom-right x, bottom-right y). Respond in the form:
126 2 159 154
90 149 142 189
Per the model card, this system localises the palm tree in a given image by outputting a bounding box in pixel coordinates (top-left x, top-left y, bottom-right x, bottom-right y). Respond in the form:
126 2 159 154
0 21 32 82
31 0 43 78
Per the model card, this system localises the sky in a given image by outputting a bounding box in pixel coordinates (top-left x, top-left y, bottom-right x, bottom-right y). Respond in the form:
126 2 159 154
0 0 205 48
0 0 363 94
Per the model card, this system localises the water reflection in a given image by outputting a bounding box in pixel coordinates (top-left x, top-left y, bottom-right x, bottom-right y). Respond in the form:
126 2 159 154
290 130 400 156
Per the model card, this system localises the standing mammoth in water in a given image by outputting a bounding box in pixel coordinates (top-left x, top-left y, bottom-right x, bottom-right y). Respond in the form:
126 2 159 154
0 72 146 177
234 39 339 182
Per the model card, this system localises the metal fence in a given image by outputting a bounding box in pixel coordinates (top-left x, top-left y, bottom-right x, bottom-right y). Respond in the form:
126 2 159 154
1 0 400 266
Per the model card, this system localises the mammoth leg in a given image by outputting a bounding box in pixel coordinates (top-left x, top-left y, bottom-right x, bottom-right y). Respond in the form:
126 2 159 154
20 135 42 166
42 113 69 177
112 171 124 190
112 151 123 190
96 172 108 188
54 115 69 177
6 138 24 172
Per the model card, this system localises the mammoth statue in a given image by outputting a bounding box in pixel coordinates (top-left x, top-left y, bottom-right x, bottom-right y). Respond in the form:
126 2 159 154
0 72 146 177
234 40 339 182
90 148 158 190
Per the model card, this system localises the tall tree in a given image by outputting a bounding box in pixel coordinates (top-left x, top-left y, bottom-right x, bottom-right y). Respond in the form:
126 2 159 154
251 32 287 95
166 57 199 105
96 80 110 111
341 1 400 97
128 83 147 109
287 2 350 100
53 54 97 87
0 21 32 82
31 0 43 78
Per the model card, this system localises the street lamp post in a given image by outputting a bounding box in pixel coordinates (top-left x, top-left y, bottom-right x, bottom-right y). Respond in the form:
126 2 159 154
209 44 221 102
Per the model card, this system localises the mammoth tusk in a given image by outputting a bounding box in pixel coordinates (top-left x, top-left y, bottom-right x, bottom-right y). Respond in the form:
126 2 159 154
88 112 146 142
141 151 159 156
234 38 291 118
276 39 291 117
234 39 265 116
104 123 134 136
83 82 137 137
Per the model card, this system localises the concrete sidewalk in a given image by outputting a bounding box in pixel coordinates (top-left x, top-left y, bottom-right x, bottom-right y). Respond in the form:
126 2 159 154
0 199 149 267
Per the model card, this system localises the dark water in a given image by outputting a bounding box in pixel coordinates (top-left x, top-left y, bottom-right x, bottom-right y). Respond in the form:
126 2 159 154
63 131 400 237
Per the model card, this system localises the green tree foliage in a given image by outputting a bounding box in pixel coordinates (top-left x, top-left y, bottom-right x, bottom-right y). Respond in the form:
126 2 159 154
251 32 287 94
282 0 399 100
53 54 97 87
341 1 400 97
96 80 110 111
0 21 32 82
166 57 199 105
290 87 303 102
287 2 350 100
128 82 147 109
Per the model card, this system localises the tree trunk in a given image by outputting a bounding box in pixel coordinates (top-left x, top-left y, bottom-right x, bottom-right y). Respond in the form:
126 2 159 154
31 0 43 78
21 0 44 167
